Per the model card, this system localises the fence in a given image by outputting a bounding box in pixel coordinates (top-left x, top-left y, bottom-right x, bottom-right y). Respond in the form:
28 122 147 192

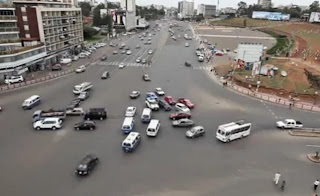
230 83 320 112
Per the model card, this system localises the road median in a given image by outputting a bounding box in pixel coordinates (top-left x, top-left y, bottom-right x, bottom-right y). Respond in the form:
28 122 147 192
288 129 320 137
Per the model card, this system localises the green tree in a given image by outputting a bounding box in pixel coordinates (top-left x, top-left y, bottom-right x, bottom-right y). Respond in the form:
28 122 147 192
93 4 105 26
237 1 247 15
83 25 98 38
309 1 320 12
79 2 91 17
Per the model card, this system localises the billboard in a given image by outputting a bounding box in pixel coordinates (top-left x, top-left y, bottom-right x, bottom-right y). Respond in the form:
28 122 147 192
309 12 320 22
252 11 290 21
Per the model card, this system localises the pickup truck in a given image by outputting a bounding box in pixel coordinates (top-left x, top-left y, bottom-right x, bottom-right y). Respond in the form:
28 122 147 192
276 119 303 129
33 109 66 122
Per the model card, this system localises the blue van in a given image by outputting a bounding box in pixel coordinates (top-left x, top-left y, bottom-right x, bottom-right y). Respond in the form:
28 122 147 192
141 108 152 123
122 132 141 152
122 117 135 134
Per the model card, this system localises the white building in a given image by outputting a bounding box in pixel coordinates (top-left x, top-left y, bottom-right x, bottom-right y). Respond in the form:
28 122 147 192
120 0 136 31
236 43 263 63
178 0 194 18
258 0 272 8
220 7 237 14
197 4 216 17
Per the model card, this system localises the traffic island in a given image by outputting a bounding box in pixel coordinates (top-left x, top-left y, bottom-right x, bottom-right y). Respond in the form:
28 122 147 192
307 153 320 163
288 130 320 137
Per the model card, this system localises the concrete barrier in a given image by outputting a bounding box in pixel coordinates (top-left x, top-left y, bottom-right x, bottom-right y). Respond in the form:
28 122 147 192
2 86 8 90
14 84 19 88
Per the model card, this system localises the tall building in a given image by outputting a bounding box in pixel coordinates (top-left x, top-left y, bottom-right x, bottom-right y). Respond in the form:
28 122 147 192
13 0 84 66
197 4 216 17
258 0 272 8
178 0 194 18
0 3 46 80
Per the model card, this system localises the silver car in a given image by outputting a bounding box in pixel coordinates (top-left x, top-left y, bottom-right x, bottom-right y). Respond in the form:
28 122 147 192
172 118 194 127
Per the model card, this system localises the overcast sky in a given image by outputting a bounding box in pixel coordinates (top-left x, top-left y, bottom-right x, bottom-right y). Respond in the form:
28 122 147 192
107 0 315 8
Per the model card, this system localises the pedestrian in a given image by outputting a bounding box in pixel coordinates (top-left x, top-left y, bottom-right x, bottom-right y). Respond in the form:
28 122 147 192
314 179 320 191
274 172 281 185
289 103 293 109
280 180 286 191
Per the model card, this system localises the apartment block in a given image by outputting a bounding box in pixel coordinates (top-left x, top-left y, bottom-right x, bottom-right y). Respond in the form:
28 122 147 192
0 3 46 80
197 4 216 17
178 1 194 19
13 0 84 65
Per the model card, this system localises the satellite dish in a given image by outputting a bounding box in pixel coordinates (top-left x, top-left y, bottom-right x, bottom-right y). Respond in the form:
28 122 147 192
281 71 287 77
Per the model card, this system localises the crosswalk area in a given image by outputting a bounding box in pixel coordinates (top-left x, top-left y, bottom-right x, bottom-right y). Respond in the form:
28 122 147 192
192 66 211 71
95 61 151 67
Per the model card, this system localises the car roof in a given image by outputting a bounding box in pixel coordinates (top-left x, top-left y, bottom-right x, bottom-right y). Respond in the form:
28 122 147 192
81 154 97 164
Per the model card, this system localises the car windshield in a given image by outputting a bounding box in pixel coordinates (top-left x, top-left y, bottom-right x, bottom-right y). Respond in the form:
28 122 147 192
123 126 130 129
218 129 225 135
78 164 87 169
123 143 131 147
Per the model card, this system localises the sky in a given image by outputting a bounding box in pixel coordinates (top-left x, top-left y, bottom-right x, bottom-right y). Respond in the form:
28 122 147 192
107 0 315 8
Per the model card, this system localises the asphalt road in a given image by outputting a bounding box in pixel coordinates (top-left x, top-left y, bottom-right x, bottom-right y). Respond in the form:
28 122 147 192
0 20 319 196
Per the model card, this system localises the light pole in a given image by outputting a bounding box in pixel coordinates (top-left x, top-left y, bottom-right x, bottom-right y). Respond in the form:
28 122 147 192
314 91 318 105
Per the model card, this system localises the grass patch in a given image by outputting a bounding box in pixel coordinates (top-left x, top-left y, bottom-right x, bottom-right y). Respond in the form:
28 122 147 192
210 18 283 28
261 30 291 55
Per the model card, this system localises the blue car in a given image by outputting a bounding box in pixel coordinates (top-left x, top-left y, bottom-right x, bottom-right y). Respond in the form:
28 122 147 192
146 92 158 100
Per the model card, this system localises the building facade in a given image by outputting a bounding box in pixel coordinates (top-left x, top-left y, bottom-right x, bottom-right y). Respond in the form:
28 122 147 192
258 0 272 8
178 0 194 19
119 0 136 31
13 0 84 66
197 4 216 17
0 3 46 80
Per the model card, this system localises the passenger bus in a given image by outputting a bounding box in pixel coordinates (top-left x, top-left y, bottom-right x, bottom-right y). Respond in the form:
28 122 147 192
216 120 251 143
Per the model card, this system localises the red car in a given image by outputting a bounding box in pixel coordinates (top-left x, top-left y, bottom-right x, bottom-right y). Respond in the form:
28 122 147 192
164 96 176 105
169 112 191 120
177 98 194 109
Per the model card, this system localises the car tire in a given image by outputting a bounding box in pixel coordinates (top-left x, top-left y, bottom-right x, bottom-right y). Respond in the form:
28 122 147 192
52 126 56 130
36 127 41 131
226 139 230 143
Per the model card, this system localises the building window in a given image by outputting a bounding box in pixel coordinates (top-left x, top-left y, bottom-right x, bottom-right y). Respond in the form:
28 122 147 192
24 25 29 31
22 16 27 21
21 7 26 12
25 34 30 38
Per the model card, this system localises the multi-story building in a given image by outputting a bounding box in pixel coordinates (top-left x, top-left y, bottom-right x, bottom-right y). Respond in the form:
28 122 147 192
0 3 46 80
197 4 216 17
13 0 84 66
220 7 237 14
258 0 272 8
178 0 194 19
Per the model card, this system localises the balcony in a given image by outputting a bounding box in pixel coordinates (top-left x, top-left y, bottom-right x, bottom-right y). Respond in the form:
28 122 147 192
0 4 14 8
0 43 44 55
0 16 17 21
0 27 19 32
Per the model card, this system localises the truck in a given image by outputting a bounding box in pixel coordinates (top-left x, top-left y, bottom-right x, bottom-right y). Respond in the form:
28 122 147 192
276 119 303 129
33 109 66 122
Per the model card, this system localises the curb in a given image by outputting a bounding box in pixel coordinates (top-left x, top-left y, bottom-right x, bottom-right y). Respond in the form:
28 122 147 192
288 130 320 137
307 154 320 163
0 60 96 93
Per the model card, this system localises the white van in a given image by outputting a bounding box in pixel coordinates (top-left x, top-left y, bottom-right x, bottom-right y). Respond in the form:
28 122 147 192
22 95 41 110
141 108 152 123
59 58 72 64
122 132 141 152
73 82 93 94
146 119 160 137
122 117 135 134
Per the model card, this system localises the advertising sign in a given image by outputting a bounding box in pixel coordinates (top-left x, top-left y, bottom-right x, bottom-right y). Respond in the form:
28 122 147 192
252 11 290 21
309 12 320 22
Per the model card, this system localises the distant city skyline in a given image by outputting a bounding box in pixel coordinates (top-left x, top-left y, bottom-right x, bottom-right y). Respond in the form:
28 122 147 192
105 0 315 8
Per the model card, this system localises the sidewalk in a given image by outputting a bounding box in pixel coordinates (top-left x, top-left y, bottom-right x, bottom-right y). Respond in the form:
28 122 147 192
0 36 122 92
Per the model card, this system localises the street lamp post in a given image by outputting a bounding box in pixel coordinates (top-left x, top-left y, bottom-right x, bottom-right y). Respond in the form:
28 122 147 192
314 91 318 105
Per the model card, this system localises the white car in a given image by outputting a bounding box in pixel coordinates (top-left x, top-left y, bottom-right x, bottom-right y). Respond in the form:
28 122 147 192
196 51 202 56
4 75 24 84
66 107 84 116
33 117 62 130
185 42 190 47
198 54 204 62
175 103 190 113
126 50 132 55
119 63 125 69
125 106 137 117
145 98 159 111
113 50 118 55
79 53 88 58
136 45 141 49
72 56 79 61
155 88 165 96
136 58 141 63
75 65 86 73
148 50 153 54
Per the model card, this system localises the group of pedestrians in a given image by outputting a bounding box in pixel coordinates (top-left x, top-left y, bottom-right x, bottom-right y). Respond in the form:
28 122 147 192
274 172 320 194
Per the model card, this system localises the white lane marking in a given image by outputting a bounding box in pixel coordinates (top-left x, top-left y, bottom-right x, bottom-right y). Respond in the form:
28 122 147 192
306 145 320 148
